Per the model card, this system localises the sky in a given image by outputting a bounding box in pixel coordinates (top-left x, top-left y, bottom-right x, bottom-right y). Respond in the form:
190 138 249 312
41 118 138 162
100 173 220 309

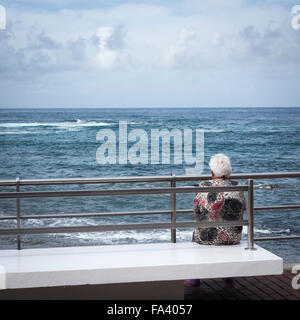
0 0 300 108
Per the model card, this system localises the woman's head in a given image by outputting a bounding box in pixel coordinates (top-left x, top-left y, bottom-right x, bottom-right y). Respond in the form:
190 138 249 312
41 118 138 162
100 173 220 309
209 154 231 178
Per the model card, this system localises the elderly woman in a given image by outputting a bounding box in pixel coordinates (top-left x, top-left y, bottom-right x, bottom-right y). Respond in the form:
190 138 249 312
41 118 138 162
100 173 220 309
192 153 245 245
185 154 245 286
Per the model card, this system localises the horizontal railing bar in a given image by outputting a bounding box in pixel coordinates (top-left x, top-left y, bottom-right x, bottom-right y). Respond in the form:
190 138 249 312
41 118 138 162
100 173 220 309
0 209 193 220
177 172 300 181
20 210 175 219
0 176 175 187
0 216 18 221
0 185 249 199
2 203 298 221
0 220 248 236
0 172 299 187
4 204 300 221
2 203 299 221
254 236 300 241
21 209 193 219
254 205 300 211
0 176 201 186
176 209 192 214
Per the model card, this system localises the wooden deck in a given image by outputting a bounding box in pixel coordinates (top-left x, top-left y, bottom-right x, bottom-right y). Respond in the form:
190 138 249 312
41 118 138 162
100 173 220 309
184 266 300 300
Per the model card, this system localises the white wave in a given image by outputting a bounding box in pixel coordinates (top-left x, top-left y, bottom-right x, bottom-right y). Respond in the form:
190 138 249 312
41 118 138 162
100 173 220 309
0 121 141 135
62 228 192 244
242 227 290 235
196 128 282 133
20 216 291 244
203 129 226 133
0 130 39 135
50 226 291 244
255 183 278 190
45 224 289 243
0 121 113 129
249 127 285 133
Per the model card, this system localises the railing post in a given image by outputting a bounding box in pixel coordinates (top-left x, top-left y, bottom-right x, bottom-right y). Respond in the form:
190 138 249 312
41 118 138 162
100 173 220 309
170 173 176 243
245 179 256 250
16 177 21 250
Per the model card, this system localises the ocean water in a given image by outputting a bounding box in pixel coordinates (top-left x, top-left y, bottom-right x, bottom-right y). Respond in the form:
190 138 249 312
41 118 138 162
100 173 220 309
0 107 299 263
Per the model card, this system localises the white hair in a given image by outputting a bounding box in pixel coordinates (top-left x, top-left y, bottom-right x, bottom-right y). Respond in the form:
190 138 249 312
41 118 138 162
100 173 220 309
209 154 232 178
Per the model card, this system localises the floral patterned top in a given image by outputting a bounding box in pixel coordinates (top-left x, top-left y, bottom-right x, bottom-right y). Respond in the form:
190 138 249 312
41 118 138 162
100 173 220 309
192 178 245 245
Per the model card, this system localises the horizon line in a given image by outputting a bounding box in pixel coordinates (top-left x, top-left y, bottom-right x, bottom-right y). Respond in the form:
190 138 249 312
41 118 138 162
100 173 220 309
0 106 300 109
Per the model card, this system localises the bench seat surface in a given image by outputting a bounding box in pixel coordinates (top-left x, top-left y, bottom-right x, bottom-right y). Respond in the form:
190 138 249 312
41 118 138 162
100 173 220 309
0 241 283 290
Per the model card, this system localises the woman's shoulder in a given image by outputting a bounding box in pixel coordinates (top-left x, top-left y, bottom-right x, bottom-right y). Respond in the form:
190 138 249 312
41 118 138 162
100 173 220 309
198 180 213 187
228 179 240 185
198 179 240 186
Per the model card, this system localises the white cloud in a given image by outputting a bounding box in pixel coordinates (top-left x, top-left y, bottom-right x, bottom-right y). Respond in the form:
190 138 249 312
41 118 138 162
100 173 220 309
163 28 198 69
0 4 6 30
212 32 224 46
94 25 126 69
0 1 300 107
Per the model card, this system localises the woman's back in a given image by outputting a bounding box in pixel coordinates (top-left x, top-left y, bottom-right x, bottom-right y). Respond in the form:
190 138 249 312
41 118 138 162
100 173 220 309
193 179 245 245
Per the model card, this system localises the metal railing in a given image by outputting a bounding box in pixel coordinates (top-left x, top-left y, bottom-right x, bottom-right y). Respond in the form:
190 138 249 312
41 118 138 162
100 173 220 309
0 172 299 250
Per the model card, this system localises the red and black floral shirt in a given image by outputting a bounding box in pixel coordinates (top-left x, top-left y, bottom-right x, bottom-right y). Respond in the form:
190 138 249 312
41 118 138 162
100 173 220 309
193 178 245 245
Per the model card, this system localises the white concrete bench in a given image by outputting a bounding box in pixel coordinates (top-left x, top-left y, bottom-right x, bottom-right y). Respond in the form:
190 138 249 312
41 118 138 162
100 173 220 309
0 240 283 299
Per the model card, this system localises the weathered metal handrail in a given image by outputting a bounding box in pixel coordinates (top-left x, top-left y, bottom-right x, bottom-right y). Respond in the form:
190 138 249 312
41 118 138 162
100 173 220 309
0 172 300 250
0 181 252 250
0 220 249 236
0 172 299 186
0 185 249 199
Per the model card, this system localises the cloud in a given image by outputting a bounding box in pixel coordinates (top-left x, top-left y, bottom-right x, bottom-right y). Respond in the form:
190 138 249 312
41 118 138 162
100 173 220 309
1 1 300 107
0 4 6 30
234 24 300 64
211 32 224 47
94 25 127 69
0 22 129 78
163 28 198 69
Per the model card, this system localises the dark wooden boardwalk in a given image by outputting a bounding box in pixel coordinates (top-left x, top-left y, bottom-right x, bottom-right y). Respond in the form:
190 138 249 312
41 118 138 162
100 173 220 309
184 267 300 300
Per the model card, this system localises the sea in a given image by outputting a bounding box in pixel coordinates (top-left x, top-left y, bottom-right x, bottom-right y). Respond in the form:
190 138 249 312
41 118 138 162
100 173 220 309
0 107 299 263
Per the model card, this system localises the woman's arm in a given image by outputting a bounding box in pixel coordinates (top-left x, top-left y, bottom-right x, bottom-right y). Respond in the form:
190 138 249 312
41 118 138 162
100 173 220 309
193 208 200 218
193 181 211 220
193 183 203 218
